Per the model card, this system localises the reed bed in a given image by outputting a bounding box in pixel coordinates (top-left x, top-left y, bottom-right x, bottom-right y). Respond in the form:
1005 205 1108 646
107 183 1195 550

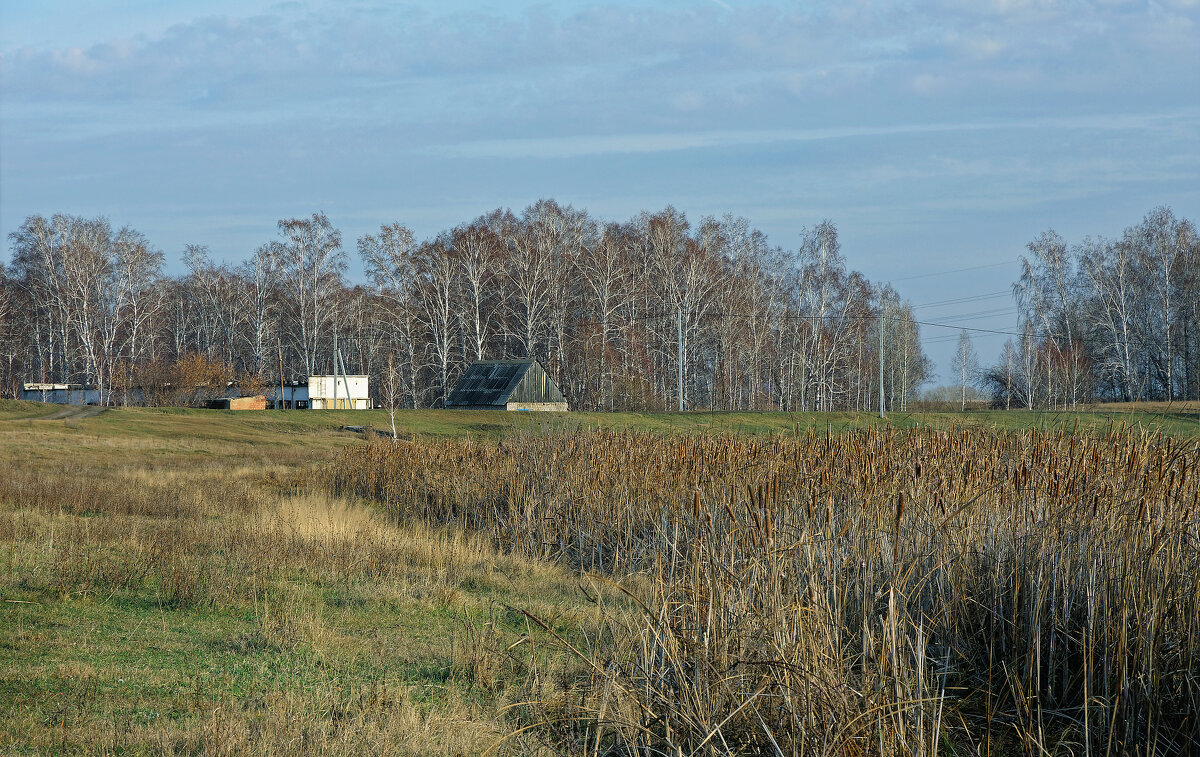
328 426 1200 754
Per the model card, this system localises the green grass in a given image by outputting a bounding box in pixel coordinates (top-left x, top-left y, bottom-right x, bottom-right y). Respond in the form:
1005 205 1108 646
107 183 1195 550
3 399 1198 446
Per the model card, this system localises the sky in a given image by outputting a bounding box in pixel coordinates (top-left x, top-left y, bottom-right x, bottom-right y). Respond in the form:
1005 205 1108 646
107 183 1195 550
2 0 1198 382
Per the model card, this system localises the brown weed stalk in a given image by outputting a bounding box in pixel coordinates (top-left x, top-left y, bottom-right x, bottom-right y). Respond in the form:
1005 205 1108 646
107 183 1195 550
329 426 1200 754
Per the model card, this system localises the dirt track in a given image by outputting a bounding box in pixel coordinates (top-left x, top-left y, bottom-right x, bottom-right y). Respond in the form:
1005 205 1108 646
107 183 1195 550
37 405 109 420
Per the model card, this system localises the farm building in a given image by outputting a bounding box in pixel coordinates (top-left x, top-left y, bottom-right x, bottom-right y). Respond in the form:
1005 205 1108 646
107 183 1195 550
21 376 370 410
266 375 370 410
308 374 370 409
446 360 568 411
266 381 308 409
21 383 102 405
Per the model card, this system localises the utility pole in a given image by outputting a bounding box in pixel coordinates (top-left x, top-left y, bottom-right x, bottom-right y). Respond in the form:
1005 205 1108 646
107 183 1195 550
277 338 285 410
879 311 885 419
332 330 338 410
677 307 684 412
336 348 352 409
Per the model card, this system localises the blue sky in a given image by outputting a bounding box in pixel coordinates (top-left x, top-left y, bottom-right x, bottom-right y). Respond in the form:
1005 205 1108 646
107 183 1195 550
2 0 1198 380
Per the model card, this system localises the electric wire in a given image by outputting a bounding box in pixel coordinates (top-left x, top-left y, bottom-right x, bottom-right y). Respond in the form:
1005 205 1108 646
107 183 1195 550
888 258 1021 282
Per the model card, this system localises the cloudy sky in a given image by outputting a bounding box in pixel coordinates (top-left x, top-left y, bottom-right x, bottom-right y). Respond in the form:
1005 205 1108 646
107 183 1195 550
2 0 1197 379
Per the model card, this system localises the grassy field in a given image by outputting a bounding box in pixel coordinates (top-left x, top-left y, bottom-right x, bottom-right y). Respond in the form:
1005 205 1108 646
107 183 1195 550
1 398 1197 441
0 401 620 755
2 400 1198 754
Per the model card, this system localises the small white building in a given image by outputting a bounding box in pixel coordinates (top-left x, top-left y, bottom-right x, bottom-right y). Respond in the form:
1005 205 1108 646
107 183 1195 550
308 374 370 409
266 375 370 410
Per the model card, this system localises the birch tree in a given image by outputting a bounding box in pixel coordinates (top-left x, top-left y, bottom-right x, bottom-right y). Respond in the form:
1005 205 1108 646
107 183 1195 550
1016 230 1080 407
358 223 422 408
105 226 162 402
271 213 346 376
508 200 561 360
238 245 278 376
797 221 861 411
9 215 79 382
383 352 402 440
415 238 460 407
643 207 724 410
0 264 20 396
952 330 979 411
1079 235 1141 401
1136 207 1193 401
451 222 503 362
578 224 630 410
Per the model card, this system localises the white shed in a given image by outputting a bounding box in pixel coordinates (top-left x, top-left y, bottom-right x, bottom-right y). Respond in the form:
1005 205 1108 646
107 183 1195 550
267 375 369 409
307 375 370 410
266 374 364 407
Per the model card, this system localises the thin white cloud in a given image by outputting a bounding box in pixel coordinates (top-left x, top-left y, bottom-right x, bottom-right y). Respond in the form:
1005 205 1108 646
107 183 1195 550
435 111 1200 159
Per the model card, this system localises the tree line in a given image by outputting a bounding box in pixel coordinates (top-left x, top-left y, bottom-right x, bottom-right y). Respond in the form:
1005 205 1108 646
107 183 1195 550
0 201 933 411
983 206 1199 408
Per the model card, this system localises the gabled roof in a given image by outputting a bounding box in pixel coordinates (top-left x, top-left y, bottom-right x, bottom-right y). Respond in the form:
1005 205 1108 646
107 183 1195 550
446 360 565 407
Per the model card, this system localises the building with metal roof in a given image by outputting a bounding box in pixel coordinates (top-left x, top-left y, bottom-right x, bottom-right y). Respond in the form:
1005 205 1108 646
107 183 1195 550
445 360 568 411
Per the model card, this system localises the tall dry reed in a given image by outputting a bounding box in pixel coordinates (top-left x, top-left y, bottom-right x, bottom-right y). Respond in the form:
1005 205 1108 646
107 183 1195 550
328 426 1200 754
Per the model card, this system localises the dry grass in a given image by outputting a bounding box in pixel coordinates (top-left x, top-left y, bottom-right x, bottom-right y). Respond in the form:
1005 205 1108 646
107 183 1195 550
330 426 1200 754
7 400 1199 754
0 417 599 755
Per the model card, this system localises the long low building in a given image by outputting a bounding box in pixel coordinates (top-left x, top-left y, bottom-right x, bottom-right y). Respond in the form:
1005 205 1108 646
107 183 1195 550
22 375 371 410
21 383 103 405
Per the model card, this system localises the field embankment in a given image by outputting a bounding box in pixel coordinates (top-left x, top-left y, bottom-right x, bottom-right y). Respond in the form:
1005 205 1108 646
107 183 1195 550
2 398 1198 440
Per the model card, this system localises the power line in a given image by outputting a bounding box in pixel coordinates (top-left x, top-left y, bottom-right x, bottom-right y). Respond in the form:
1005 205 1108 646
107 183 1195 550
889 258 1021 283
925 331 1011 345
923 307 1018 323
334 301 1027 345
622 309 1025 337
912 318 1019 336
912 291 1012 309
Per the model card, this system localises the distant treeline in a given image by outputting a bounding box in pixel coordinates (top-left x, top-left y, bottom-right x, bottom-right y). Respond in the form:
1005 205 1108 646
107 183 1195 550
985 207 1200 407
0 201 933 411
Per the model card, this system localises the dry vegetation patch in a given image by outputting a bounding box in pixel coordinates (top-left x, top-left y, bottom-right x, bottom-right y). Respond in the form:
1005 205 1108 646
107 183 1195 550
330 426 1200 754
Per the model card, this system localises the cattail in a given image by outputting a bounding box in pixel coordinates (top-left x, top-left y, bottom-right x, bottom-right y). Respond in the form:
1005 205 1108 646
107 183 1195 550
320 424 1200 753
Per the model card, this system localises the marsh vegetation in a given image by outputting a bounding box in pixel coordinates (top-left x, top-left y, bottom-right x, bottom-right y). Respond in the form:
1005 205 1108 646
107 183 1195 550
332 425 1200 754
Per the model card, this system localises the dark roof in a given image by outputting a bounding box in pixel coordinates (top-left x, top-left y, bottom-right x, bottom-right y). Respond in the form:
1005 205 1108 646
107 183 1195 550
446 360 566 407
